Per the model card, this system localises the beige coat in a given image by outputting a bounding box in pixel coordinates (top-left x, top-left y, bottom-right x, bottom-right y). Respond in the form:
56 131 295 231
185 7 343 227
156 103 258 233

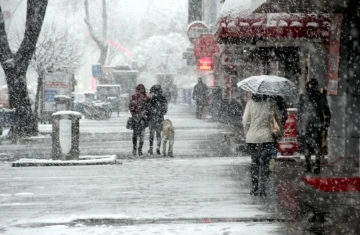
242 99 274 143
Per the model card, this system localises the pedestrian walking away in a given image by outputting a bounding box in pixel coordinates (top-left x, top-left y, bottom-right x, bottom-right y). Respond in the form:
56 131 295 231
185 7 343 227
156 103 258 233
297 79 331 174
243 94 277 197
129 84 150 156
192 78 208 119
147 85 168 155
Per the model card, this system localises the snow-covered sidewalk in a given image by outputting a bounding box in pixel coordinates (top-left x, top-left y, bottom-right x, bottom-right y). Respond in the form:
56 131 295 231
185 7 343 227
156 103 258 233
0 157 283 234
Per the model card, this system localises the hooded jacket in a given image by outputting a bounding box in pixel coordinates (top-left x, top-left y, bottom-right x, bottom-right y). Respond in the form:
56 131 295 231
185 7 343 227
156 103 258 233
129 84 150 120
148 85 168 129
243 94 274 143
298 79 331 136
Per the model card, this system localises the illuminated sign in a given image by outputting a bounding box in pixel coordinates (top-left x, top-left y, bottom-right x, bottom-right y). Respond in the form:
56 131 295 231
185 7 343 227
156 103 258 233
198 57 213 71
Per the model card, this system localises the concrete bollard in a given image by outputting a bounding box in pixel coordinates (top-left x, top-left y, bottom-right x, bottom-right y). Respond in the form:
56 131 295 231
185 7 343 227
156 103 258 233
52 111 82 160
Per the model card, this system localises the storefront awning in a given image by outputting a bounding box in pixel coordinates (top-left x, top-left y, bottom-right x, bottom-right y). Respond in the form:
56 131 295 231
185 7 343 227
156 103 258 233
252 0 346 13
216 13 330 42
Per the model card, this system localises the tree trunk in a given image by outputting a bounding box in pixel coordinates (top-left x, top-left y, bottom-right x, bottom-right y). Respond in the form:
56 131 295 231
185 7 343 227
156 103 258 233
3 64 38 139
0 1 48 139
98 46 108 65
34 72 44 123
84 0 108 65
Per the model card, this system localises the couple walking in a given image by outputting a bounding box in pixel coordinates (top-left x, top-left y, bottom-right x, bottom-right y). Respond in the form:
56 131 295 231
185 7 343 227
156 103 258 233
243 78 331 197
128 84 168 156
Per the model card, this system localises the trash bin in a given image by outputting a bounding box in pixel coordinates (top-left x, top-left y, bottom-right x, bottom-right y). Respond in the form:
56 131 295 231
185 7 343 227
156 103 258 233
52 111 82 160
54 95 72 111
278 108 298 155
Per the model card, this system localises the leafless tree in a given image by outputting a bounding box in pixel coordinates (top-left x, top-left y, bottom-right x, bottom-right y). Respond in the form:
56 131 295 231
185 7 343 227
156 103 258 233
84 0 108 65
0 0 48 139
28 24 83 121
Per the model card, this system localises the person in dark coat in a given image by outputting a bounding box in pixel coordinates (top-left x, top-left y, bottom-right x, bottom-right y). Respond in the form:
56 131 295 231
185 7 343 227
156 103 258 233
192 78 208 119
298 79 331 174
129 84 150 156
147 85 168 155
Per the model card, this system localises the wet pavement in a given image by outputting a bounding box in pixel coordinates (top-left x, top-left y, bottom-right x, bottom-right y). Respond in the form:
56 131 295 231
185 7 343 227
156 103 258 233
0 103 359 234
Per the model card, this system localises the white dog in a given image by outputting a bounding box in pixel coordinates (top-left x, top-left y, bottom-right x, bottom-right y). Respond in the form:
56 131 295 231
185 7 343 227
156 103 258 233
162 119 175 157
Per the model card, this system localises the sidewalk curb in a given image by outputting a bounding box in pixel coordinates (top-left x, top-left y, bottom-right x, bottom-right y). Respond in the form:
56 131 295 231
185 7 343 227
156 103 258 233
12 155 121 167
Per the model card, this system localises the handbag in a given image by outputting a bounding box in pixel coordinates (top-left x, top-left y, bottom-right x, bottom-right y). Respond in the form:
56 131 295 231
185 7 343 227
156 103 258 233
269 104 283 141
126 117 134 130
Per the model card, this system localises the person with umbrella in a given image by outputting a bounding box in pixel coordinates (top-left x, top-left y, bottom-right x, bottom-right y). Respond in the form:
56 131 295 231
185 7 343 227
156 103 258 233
243 93 276 197
239 75 296 196
298 79 331 174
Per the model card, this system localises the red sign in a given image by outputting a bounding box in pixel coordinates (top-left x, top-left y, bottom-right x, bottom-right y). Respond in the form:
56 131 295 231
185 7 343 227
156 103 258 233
194 33 219 59
197 57 213 71
327 14 343 95
278 108 298 155
187 22 209 44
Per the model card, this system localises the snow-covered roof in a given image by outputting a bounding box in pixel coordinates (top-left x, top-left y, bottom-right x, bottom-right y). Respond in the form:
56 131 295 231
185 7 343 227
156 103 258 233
219 0 252 18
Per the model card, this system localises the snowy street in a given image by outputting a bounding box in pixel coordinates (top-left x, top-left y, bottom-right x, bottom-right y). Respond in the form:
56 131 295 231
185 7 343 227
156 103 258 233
1 104 232 160
0 104 285 234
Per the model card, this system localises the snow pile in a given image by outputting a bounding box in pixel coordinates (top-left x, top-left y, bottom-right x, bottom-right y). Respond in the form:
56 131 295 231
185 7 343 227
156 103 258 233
52 111 82 117
219 0 252 18
5 222 280 235
12 155 118 166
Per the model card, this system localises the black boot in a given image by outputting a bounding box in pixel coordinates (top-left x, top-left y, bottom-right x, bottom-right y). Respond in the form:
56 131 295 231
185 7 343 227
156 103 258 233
148 147 153 155
132 137 137 156
138 141 144 156
156 148 161 155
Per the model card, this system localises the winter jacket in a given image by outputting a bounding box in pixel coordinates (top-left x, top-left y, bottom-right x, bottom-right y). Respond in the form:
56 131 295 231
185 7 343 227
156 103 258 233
297 91 331 136
193 81 208 105
129 84 150 121
242 95 274 143
297 79 331 137
148 85 168 130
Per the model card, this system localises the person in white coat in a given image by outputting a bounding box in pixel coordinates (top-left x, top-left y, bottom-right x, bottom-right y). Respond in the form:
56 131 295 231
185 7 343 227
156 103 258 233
243 94 275 197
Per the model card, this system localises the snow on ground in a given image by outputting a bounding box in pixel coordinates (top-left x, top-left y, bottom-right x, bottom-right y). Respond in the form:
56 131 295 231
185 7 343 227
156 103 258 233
0 104 286 234
3 222 280 235
0 157 280 234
